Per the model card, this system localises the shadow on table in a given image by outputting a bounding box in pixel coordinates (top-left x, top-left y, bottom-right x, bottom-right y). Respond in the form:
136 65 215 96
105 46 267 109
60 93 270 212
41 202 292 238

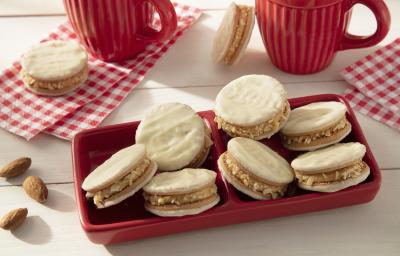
44 188 76 212
11 215 52 245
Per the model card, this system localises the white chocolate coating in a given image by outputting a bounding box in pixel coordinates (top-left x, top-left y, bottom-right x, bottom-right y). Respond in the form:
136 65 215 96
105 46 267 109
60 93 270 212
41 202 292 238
82 144 146 192
21 40 88 81
291 142 367 173
215 75 287 126
143 168 217 194
228 137 294 184
135 103 206 171
281 101 347 135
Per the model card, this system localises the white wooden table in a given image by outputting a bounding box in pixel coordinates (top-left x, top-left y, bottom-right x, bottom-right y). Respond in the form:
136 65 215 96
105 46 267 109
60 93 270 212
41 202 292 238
1 0 399 255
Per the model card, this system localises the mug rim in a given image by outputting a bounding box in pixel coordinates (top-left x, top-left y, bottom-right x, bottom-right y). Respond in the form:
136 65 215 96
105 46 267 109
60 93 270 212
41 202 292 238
265 0 345 9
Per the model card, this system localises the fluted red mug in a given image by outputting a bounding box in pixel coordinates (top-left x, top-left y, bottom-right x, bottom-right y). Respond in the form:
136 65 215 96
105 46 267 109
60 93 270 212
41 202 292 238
63 0 177 62
255 0 391 74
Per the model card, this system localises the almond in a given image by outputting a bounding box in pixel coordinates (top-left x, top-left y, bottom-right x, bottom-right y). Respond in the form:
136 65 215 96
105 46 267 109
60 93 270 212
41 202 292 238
0 157 31 178
23 176 48 203
0 208 28 230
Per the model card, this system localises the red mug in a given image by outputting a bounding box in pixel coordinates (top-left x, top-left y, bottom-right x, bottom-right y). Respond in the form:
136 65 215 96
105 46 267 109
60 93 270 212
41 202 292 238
255 0 391 74
63 0 177 62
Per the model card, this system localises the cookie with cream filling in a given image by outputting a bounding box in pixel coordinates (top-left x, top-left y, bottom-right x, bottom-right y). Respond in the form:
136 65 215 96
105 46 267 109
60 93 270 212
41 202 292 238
143 168 220 217
21 40 88 96
291 142 370 193
212 2 255 65
215 75 291 140
136 102 213 172
218 137 294 200
82 144 157 209
280 101 352 151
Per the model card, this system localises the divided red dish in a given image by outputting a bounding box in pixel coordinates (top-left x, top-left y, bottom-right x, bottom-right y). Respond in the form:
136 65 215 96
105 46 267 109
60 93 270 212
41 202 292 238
72 94 381 244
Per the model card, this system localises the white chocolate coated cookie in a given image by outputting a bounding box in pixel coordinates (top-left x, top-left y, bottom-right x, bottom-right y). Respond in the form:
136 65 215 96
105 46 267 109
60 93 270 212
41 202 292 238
281 101 347 135
82 144 146 192
21 40 88 81
228 137 293 184
135 103 206 171
215 75 287 126
143 168 217 194
291 142 367 173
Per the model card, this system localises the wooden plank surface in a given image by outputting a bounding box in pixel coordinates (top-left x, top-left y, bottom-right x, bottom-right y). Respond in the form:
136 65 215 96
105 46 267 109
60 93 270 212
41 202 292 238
0 0 399 255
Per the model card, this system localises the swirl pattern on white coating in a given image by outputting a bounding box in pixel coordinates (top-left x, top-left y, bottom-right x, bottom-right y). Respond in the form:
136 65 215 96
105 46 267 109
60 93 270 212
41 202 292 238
281 101 347 135
228 137 294 184
21 40 88 81
135 103 206 171
143 168 217 194
215 75 287 126
291 142 367 173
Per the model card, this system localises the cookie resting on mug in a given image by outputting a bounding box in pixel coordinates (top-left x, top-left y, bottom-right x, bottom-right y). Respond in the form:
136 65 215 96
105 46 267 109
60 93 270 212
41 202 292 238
20 40 88 96
212 2 255 65
214 75 290 140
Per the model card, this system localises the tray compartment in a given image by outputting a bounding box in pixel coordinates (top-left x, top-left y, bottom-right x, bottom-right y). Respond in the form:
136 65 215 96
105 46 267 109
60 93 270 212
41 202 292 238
73 116 232 228
214 95 380 204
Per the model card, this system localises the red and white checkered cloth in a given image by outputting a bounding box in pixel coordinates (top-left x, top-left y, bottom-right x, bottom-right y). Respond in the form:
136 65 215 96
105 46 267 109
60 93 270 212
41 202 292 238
0 3 202 140
341 38 400 132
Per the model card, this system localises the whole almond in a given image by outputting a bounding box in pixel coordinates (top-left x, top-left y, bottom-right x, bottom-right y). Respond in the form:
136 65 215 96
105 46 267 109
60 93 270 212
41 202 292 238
0 157 31 178
23 176 48 203
0 208 28 230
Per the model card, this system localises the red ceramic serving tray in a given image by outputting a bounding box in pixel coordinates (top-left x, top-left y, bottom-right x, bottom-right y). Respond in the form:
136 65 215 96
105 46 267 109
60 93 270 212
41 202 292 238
72 94 381 244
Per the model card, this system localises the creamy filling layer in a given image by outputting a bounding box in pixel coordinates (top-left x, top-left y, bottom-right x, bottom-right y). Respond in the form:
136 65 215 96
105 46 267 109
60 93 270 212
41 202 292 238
21 65 88 91
144 184 217 206
295 160 367 186
222 152 286 199
223 6 249 64
86 158 151 206
282 118 349 145
215 101 290 139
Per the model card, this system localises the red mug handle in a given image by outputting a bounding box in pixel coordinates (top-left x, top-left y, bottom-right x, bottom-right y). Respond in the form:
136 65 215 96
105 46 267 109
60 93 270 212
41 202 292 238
339 0 391 50
137 0 177 42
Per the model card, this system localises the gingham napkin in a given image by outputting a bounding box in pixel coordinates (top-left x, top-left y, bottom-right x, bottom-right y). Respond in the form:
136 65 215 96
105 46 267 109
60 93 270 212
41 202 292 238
0 3 202 140
341 38 400 131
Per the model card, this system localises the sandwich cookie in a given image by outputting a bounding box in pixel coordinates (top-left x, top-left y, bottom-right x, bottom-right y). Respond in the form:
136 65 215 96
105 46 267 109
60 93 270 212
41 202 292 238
82 144 157 209
280 101 352 151
218 137 294 200
21 40 88 96
212 2 255 65
136 102 213 172
215 75 291 140
143 168 220 217
291 142 370 193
